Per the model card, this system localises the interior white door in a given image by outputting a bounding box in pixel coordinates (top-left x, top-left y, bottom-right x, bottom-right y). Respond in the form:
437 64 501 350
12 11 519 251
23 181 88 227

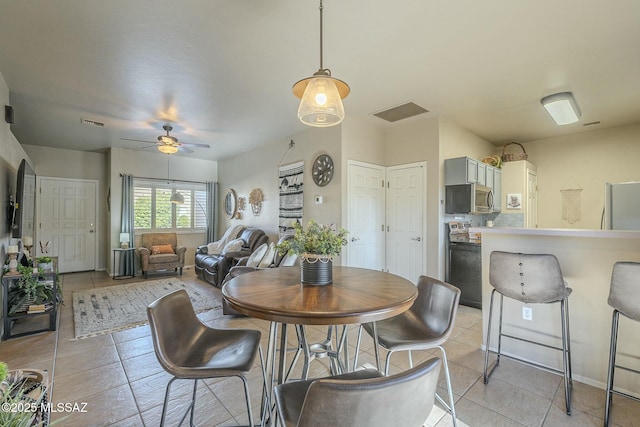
346 161 385 270
38 178 97 273
386 164 425 283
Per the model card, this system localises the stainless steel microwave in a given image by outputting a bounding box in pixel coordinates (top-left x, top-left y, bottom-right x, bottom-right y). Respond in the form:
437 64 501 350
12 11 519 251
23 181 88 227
445 184 493 214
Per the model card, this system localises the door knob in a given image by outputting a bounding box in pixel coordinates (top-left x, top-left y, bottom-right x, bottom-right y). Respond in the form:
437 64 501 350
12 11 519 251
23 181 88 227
411 237 421 242
89 230 94 233
351 237 360 242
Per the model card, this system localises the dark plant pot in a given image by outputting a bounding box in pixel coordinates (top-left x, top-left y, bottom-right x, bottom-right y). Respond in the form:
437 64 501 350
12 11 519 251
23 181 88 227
301 256 333 285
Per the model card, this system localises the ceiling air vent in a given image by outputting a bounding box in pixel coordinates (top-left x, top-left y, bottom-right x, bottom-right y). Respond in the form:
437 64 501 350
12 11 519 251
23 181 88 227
81 118 105 128
373 102 429 123
583 121 601 127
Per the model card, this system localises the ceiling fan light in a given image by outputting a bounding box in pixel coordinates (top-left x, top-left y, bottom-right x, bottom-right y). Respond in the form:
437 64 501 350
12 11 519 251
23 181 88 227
541 92 581 125
158 145 178 154
296 75 348 127
170 192 185 204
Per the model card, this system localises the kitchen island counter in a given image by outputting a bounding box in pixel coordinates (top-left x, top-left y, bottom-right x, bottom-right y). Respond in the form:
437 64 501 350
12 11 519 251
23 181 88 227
473 226 640 395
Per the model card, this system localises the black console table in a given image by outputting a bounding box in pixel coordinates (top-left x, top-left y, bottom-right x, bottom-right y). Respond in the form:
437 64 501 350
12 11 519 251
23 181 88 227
2 270 58 340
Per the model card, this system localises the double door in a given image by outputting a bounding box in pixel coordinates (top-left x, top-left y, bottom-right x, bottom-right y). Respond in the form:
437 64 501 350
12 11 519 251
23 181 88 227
346 161 426 283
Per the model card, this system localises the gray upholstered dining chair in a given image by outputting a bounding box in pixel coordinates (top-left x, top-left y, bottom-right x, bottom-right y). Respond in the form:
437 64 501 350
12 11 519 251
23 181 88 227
484 251 573 415
353 275 461 427
274 357 441 427
147 289 262 427
605 261 640 426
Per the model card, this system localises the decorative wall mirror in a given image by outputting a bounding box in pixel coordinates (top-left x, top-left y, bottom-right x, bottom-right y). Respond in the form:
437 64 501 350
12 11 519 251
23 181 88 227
224 189 237 219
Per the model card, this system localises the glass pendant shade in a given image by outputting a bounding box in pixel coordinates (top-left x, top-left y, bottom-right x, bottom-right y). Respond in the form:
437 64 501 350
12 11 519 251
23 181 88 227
158 144 178 154
295 75 348 127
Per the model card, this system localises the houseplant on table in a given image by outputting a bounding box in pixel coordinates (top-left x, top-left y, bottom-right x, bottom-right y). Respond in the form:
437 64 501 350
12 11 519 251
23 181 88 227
277 219 348 285
4 265 58 317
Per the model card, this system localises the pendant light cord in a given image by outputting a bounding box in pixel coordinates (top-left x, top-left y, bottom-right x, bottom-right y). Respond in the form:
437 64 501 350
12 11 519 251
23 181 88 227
319 0 324 70
167 154 171 183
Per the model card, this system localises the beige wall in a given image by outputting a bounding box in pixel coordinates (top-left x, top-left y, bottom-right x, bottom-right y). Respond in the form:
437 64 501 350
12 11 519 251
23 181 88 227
382 117 440 276
109 147 218 273
22 145 109 269
0 73 32 263
521 123 640 229
218 126 343 247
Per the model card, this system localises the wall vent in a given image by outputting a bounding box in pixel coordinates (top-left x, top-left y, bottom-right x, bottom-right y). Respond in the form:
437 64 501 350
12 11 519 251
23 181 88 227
373 102 429 123
583 121 601 127
81 118 105 128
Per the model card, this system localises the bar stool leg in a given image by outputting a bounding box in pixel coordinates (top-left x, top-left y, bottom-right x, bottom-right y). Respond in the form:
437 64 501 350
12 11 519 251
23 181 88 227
484 289 497 383
497 293 504 366
560 299 572 415
565 299 573 384
353 325 363 371
605 310 620 427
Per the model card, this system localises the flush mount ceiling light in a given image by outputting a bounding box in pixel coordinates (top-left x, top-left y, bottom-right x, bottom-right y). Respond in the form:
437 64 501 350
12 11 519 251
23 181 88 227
293 0 350 127
541 92 581 125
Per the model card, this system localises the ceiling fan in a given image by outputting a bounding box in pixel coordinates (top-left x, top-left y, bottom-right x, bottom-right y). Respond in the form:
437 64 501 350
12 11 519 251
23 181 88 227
121 124 210 154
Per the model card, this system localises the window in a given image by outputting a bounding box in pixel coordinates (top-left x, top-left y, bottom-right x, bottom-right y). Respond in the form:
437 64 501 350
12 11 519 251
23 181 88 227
133 180 207 231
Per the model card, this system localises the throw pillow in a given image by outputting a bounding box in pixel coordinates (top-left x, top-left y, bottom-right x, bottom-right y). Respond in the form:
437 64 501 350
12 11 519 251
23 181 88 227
151 244 175 255
246 243 268 268
222 238 244 254
258 242 277 268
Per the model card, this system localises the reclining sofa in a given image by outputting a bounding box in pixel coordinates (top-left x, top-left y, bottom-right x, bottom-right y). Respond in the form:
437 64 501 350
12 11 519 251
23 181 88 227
194 227 268 287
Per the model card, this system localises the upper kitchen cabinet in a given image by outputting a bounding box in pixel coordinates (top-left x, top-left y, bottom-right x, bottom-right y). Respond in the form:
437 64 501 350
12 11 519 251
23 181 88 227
445 156 501 212
445 157 485 185
501 160 537 228
486 167 501 212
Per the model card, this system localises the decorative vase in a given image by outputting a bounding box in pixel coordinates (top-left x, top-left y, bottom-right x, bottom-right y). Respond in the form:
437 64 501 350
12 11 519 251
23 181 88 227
301 254 333 285
39 262 53 271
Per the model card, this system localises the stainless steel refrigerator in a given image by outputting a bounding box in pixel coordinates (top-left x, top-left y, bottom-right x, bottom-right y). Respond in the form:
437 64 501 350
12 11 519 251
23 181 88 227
604 182 640 230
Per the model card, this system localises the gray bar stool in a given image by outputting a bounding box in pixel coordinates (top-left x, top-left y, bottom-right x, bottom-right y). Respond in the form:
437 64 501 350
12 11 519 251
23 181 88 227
605 261 640 426
484 251 573 415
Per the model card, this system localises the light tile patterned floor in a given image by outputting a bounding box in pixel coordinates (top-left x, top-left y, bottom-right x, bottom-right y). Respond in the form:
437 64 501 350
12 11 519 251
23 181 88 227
0 268 638 426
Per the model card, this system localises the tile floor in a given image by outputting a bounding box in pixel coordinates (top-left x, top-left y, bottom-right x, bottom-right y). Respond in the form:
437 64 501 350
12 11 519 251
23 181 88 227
1 268 638 426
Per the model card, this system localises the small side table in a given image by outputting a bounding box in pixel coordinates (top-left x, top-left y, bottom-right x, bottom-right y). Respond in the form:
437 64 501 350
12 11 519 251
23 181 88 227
113 248 136 280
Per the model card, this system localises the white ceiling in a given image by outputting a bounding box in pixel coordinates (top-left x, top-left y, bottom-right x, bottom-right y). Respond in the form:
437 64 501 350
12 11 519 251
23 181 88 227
1 0 639 161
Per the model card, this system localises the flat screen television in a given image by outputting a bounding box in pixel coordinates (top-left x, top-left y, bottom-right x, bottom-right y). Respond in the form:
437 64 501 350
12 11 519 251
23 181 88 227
12 159 36 239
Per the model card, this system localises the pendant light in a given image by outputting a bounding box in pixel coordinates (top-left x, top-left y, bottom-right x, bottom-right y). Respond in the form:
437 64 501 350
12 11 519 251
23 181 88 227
166 155 184 204
293 0 349 127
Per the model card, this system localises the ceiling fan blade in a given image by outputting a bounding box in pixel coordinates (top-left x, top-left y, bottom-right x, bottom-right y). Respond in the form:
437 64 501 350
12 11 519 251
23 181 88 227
177 146 194 153
121 137 157 144
179 142 211 148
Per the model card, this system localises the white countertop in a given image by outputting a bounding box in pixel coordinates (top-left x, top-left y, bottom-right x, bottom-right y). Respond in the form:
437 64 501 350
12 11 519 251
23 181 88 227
469 226 640 239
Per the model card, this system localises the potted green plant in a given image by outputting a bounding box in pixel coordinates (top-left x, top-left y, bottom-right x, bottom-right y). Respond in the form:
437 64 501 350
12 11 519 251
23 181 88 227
7 265 55 316
35 256 53 271
277 219 348 285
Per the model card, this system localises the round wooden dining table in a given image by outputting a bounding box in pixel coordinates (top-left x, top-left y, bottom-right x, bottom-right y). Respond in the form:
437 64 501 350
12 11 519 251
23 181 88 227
222 266 418 426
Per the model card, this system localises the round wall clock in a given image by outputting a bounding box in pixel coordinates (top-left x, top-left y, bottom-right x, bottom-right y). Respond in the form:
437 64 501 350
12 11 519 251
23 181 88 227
312 154 334 187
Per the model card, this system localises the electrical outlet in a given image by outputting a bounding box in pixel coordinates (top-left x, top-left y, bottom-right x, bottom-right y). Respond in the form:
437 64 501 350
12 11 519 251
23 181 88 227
523 306 533 321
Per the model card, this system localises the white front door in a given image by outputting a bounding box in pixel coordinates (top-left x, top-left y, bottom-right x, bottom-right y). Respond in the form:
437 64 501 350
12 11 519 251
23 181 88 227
386 163 426 283
346 161 386 270
37 178 98 273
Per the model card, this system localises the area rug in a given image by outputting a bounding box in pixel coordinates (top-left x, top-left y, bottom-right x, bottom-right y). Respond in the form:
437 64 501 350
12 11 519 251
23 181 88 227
72 278 221 339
